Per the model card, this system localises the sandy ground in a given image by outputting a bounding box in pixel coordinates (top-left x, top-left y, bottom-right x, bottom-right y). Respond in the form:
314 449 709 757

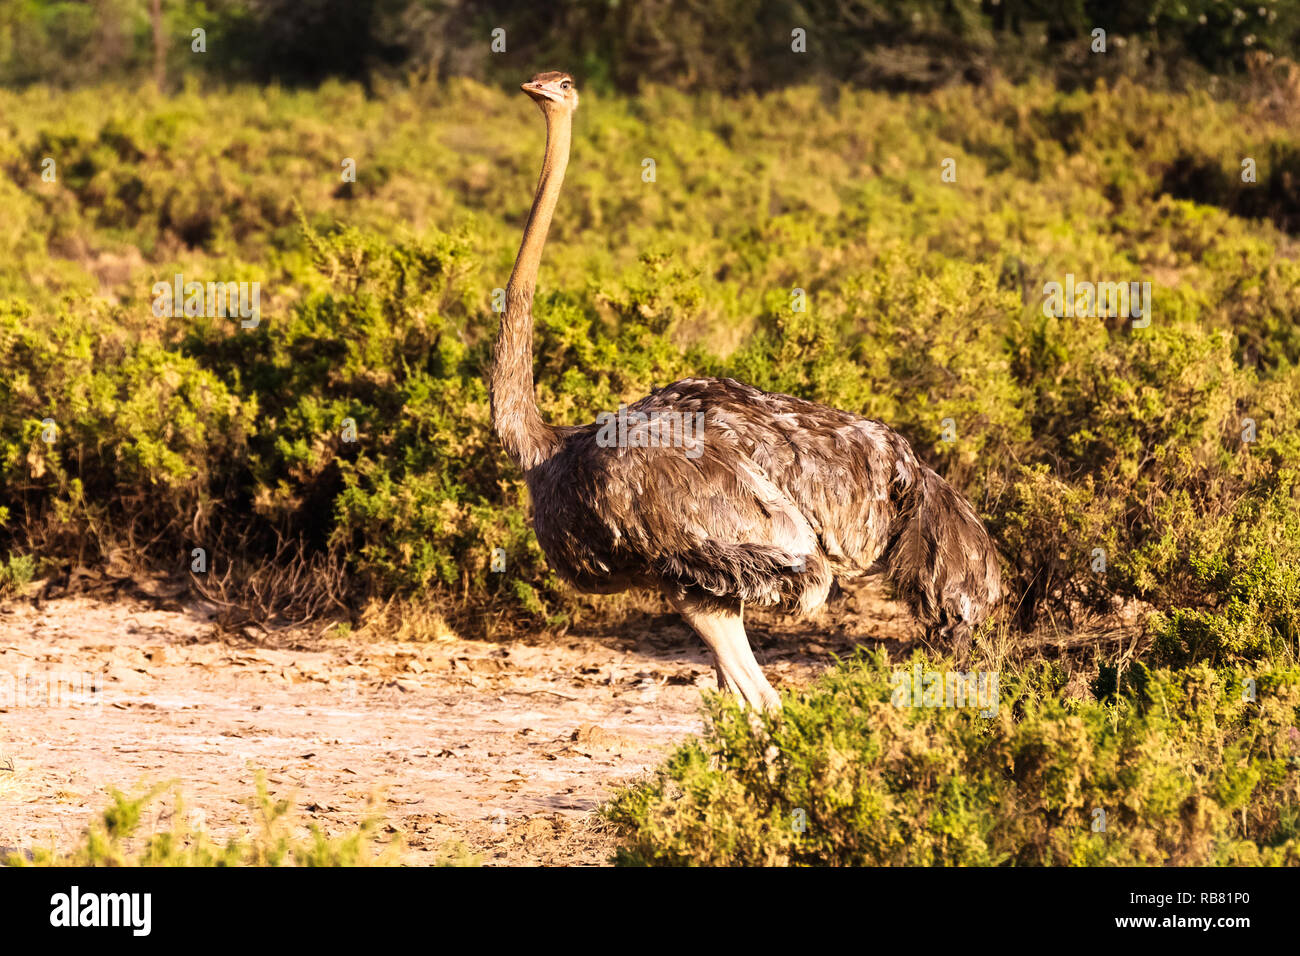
0 584 916 865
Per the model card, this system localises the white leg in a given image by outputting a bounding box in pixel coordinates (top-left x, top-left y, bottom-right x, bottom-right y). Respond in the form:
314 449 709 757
670 594 781 712
713 659 735 693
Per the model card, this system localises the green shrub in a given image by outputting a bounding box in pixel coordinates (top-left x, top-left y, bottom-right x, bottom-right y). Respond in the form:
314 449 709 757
6 1 1299 92
4 778 387 866
2 777 476 867
0 298 252 563
0 552 35 596
993 323 1300 650
605 650 1300 865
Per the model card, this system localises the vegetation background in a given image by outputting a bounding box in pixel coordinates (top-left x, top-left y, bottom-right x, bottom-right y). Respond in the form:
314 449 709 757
1 0 1298 864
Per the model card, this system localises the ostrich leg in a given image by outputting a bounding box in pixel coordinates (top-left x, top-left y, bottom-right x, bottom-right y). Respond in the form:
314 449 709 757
669 595 781 712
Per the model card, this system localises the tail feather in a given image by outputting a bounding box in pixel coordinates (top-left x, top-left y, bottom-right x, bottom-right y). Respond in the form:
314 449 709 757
879 448 1001 653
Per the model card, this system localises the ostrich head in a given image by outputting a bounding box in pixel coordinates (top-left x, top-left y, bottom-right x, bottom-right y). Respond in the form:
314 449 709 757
521 71 578 114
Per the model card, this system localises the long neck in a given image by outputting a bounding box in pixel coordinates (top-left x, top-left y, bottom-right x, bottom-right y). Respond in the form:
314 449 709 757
491 106 571 470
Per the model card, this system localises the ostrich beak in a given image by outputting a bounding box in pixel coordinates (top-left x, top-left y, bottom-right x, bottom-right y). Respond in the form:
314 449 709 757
521 81 557 102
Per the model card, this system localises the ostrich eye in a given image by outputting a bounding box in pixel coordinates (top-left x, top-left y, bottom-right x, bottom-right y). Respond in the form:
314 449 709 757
561 80 572 90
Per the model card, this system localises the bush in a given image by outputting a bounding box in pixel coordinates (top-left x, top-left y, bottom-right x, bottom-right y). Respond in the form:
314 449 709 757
605 650 1300 865
6 1 1299 92
0 298 252 564
3 776 487 866
0 552 35 596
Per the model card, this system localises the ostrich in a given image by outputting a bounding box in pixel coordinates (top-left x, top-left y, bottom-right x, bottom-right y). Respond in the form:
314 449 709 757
492 72 1001 711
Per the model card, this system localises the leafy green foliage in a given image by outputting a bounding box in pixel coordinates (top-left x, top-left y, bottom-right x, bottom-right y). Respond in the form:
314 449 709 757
0 552 35 596
1 777 430 866
605 650 1300 866
5 1 1299 92
0 298 252 562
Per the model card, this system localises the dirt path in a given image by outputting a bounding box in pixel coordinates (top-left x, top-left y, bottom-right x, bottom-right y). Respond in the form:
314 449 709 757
0 587 915 865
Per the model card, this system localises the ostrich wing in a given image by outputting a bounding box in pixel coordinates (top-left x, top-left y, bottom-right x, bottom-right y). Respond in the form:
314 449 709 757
648 378 907 565
528 378 906 611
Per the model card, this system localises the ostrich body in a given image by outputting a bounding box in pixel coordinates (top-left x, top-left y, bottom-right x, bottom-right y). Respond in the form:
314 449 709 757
493 73 1002 711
